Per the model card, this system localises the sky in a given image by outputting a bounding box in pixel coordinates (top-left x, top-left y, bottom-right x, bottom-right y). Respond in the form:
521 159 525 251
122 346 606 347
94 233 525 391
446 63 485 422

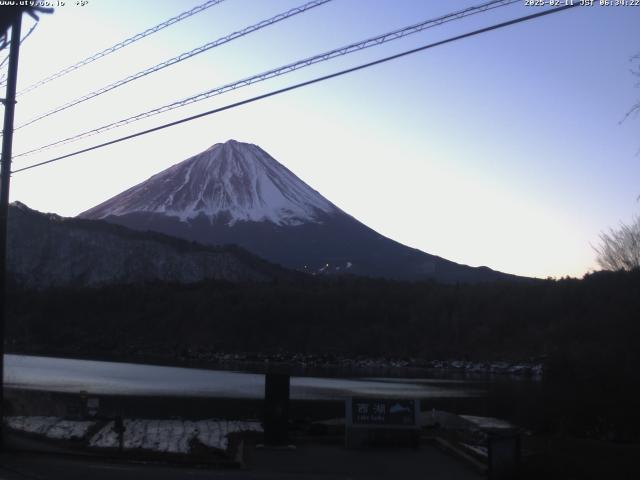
2 0 639 279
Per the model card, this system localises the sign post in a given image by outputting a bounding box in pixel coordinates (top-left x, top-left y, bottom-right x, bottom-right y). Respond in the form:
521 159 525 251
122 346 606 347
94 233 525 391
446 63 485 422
263 373 290 446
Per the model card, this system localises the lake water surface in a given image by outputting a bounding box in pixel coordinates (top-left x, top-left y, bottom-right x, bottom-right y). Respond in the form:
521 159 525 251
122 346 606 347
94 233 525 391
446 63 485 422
4 354 485 400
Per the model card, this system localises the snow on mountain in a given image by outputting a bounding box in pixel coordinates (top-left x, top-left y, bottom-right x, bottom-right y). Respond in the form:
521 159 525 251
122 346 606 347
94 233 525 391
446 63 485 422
82 140 339 226
80 139 521 283
8 202 294 288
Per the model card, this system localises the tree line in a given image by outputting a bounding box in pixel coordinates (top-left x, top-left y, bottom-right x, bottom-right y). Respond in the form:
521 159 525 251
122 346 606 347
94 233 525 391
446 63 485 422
5 269 640 382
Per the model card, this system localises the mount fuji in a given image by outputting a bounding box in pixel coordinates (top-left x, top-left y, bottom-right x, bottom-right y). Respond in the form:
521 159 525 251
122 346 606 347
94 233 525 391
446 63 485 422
80 140 516 283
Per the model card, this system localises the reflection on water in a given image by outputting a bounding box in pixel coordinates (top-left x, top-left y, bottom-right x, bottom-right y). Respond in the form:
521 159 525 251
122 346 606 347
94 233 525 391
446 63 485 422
4 354 483 400
359 377 482 385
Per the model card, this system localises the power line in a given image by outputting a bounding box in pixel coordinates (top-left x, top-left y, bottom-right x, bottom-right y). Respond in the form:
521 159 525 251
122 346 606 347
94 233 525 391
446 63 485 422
3 0 228 94
0 22 37 70
12 0 332 133
14 0 518 160
12 3 578 175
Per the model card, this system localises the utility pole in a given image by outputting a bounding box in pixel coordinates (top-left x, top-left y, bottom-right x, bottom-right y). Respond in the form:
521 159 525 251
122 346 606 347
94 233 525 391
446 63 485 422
0 11 22 450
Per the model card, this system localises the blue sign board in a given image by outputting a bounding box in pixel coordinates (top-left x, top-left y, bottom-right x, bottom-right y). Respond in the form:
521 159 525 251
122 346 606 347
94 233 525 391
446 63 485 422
347 397 419 427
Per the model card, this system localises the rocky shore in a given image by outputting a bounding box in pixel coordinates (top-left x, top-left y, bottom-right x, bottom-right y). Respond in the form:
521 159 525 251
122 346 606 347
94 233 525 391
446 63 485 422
173 349 544 378
8 344 545 378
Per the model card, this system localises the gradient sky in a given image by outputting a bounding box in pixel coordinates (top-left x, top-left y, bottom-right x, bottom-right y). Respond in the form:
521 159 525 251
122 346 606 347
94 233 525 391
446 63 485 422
3 0 640 279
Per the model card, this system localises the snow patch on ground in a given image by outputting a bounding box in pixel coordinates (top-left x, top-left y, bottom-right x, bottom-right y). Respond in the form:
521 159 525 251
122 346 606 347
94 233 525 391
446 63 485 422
89 419 262 453
459 415 514 430
6 415 262 454
6 416 95 440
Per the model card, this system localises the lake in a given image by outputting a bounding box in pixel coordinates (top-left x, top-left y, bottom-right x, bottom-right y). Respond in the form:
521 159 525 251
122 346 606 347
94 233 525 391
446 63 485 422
4 354 486 400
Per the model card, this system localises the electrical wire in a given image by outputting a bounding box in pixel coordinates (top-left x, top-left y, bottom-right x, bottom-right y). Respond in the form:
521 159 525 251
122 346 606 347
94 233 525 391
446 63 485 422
14 0 518 160
12 4 578 175
4 0 229 94
0 22 38 70
12 0 332 133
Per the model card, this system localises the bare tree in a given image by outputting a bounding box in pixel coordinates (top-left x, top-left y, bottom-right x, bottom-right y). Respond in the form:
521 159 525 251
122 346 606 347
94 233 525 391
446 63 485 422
596 53 640 271
595 216 640 271
624 53 640 123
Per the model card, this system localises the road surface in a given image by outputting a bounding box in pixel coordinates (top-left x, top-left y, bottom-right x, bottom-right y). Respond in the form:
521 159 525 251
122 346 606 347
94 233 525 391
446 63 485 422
0 444 483 479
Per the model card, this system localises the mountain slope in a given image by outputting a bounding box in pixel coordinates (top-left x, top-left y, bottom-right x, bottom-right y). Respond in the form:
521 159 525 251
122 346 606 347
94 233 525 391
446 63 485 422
82 140 338 226
80 140 520 283
8 202 294 289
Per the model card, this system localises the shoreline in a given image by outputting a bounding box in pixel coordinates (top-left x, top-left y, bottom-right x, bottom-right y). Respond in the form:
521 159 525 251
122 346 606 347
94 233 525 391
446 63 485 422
5 349 544 379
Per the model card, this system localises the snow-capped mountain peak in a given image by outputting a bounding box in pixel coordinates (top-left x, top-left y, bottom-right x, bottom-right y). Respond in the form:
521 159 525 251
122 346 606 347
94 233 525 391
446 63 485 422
81 140 339 226
80 139 518 283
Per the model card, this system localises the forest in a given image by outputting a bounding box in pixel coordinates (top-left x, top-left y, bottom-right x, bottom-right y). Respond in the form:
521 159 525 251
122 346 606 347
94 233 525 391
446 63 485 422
5 269 640 441
5 269 639 381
